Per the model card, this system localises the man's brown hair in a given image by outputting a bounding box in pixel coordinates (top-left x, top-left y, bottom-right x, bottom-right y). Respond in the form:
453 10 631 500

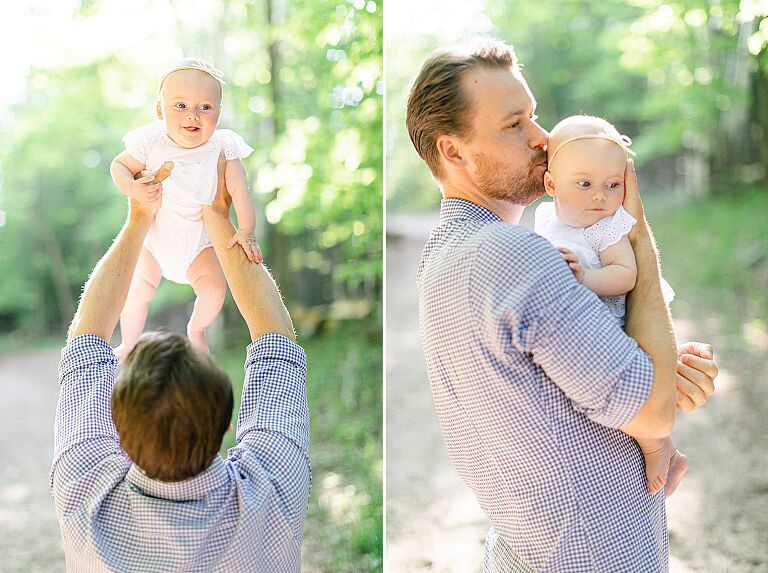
112 332 233 482
406 39 519 180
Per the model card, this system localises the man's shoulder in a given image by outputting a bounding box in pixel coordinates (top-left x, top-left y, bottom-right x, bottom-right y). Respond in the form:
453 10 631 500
418 218 557 291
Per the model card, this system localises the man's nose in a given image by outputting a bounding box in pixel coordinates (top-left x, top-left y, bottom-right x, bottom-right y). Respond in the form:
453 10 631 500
528 120 549 149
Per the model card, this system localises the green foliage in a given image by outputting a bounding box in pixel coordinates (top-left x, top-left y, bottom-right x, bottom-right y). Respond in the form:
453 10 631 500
387 0 768 212
221 0 383 300
650 185 768 349
219 320 383 572
0 0 382 332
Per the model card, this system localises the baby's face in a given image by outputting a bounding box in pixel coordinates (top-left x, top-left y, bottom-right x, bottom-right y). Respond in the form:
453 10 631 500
157 69 222 149
545 139 626 227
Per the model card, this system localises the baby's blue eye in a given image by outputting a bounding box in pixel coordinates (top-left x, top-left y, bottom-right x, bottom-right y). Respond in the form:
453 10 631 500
174 103 187 109
609 182 622 189
577 181 591 189
201 104 211 110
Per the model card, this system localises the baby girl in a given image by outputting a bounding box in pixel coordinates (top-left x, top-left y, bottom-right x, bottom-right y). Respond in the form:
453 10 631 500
535 115 684 495
111 58 261 361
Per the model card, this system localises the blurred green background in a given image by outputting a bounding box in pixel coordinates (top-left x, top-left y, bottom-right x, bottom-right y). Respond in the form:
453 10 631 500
387 0 768 351
0 1 381 572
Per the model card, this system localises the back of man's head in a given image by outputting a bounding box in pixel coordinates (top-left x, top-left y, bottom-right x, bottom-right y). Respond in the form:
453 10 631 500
112 332 233 482
406 38 519 180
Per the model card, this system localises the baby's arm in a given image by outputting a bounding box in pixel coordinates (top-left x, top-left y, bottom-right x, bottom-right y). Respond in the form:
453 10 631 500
224 158 262 263
582 235 637 296
111 151 162 204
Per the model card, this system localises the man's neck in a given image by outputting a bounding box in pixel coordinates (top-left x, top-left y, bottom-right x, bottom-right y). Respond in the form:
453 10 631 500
441 181 525 224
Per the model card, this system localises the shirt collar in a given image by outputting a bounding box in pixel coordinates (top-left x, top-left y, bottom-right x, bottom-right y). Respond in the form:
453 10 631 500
439 198 502 225
126 455 229 501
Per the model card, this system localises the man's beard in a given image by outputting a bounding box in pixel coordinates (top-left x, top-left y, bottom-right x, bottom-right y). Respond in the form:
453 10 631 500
473 150 547 206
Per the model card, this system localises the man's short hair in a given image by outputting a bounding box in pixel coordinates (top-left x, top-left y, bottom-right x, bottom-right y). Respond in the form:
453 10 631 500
406 39 520 180
112 332 233 482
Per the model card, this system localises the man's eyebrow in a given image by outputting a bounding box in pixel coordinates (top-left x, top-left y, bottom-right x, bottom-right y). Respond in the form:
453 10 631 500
499 102 538 123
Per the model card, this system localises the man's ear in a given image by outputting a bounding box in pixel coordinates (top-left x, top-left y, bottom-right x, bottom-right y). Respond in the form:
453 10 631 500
544 170 556 197
156 101 163 120
436 135 466 171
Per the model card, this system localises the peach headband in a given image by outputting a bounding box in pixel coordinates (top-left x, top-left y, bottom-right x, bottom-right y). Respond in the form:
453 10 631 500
158 58 225 93
548 133 636 168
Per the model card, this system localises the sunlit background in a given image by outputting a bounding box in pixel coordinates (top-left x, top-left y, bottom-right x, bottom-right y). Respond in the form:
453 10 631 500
386 0 768 571
0 1 381 572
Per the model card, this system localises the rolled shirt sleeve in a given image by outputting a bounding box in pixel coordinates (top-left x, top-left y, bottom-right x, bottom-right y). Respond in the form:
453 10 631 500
476 225 654 430
230 333 311 539
51 335 126 489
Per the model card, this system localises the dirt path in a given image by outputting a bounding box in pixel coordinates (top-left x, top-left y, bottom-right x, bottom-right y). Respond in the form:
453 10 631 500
0 346 65 572
385 218 768 572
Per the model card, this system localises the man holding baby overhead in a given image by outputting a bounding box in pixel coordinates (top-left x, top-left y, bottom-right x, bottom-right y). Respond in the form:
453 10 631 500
51 153 309 572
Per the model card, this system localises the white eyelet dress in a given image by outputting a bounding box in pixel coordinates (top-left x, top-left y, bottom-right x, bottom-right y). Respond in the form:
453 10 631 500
123 122 254 284
534 201 674 322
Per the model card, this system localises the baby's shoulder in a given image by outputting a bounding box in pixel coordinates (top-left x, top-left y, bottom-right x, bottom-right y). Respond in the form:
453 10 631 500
210 128 254 160
123 122 165 147
210 128 244 144
122 122 167 162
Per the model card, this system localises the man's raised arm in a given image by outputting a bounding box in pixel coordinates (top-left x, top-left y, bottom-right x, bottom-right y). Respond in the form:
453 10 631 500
202 153 295 341
68 163 172 341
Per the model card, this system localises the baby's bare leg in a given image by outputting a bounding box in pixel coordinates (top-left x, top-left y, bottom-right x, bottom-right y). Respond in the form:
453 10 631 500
186 247 226 355
115 247 162 361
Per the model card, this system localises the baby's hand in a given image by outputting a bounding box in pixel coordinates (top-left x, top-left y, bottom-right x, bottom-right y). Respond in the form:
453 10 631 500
129 175 162 204
129 161 173 204
227 228 263 264
557 247 584 283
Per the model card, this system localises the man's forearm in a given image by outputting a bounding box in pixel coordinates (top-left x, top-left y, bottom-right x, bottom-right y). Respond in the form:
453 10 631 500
202 207 295 341
67 205 153 342
621 227 678 439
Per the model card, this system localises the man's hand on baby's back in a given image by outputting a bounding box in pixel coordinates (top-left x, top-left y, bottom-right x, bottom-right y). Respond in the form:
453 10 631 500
622 159 650 244
207 152 232 215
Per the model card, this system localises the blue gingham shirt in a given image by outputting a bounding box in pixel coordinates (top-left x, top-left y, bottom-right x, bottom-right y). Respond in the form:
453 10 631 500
51 333 310 572
417 199 667 573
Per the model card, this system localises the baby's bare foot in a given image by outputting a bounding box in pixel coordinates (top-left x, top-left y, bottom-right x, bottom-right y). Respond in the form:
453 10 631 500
636 437 671 495
664 449 689 498
187 326 210 355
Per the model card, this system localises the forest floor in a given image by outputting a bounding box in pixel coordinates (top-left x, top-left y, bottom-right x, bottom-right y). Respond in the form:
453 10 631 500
385 213 768 573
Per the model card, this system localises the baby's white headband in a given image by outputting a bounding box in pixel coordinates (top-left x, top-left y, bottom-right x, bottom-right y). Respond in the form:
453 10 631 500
158 58 225 93
548 133 636 168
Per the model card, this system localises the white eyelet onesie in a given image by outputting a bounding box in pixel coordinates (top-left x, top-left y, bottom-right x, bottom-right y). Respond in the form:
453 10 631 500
123 122 253 284
534 201 674 322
